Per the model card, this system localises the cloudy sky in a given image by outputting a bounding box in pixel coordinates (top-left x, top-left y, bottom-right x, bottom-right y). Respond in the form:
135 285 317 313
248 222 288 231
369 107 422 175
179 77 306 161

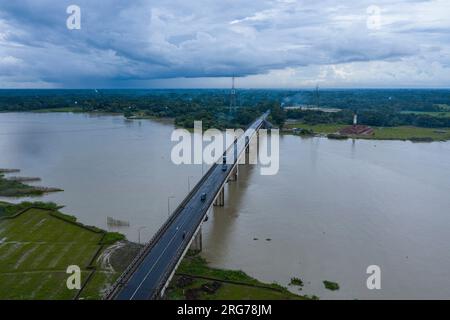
0 0 449 88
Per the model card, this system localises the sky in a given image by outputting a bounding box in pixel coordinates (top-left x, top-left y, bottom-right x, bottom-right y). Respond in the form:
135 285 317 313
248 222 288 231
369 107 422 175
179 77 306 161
0 0 449 88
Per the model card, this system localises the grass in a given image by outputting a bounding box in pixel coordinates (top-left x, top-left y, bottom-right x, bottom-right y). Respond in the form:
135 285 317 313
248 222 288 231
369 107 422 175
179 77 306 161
0 201 59 218
31 107 84 113
0 173 62 197
400 110 450 117
165 252 316 300
285 122 346 134
0 173 44 197
100 232 125 245
125 112 175 123
369 126 450 141
284 122 450 141
289 277 304 287
323 280 340 291
0 205 125 299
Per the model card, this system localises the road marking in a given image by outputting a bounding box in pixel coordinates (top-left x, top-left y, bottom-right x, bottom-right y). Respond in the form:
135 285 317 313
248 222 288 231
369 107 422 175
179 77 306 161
129 197 196 299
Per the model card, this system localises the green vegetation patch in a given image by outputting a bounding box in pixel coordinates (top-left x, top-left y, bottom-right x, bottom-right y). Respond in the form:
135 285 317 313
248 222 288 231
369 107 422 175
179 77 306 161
0 173 62 197
370 126 450 141
323 280 340 291
101 232 125 245
166 252 315 300
285 122 450 141
0 205 125 299
285 122 346 134
400 110 450 118
32 107 84 113
289 277 304 287
0 201 59 218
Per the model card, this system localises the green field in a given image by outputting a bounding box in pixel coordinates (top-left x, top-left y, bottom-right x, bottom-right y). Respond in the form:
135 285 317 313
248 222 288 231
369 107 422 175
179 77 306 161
31 107 84 113
285 122 450 141
370 126 450 141
0 207 123 299
400 110 450 117
166 253 315 300
285 122 346 134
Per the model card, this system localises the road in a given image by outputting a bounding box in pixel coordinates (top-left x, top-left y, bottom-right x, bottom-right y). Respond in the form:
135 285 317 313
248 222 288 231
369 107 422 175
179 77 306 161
114 112 269 300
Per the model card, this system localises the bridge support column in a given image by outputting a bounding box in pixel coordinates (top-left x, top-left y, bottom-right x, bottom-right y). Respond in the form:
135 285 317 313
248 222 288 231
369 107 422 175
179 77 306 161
245 136 250 154
190 227 202 252
228 165 238 181
244 135 250 164
214 188 225 206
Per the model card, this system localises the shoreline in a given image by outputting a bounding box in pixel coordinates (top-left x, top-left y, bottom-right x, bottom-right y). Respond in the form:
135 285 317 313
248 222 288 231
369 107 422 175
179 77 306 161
283 131 450 143
4 110 449 142
0 169 63 197
283 122 450 142
165 252 315 300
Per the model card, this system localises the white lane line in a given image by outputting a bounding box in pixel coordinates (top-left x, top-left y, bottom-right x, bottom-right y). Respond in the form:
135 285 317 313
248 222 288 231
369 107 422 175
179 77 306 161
129 186 208 299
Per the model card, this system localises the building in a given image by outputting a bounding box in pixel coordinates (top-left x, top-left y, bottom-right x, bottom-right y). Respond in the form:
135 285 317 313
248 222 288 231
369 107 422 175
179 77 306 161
283 105 341 113
338 114 374 136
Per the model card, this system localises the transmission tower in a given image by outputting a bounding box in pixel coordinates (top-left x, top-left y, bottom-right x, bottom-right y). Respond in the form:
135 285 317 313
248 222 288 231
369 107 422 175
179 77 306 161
315 84 320 108
229 76 237 117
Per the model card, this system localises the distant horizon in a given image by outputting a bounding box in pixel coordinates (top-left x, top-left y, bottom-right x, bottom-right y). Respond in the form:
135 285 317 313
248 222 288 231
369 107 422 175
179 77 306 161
1 87 450 91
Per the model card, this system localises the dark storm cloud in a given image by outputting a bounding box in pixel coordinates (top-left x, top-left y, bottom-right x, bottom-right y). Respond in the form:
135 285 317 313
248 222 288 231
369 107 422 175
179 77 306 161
0 0 449 87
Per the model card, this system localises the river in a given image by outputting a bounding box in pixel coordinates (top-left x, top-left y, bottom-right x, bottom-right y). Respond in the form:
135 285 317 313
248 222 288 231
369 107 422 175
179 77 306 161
1 112 449 299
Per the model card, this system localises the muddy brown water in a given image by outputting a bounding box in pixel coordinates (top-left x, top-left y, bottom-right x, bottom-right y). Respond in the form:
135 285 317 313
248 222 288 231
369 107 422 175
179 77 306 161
1 112 450 299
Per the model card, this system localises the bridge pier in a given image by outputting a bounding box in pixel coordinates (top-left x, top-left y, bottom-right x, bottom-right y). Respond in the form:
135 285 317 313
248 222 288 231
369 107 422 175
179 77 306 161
245 135 250 154
214 188 225 206
228 165 238 181
190 227 202 252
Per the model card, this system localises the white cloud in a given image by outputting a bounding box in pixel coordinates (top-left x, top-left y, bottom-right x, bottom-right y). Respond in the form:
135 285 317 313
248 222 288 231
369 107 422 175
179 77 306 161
0 0 449 87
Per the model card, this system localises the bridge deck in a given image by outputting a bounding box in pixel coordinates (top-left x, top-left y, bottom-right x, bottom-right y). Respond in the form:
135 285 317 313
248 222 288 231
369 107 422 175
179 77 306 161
111 112 269 300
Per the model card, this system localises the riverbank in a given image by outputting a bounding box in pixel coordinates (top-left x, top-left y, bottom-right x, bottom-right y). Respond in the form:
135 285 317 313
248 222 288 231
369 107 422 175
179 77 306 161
0 169 62 197
0 201 139 299
165 252 316 300
26 108 175 124
0 199 313 300
284 122 450 141
31 107 84 113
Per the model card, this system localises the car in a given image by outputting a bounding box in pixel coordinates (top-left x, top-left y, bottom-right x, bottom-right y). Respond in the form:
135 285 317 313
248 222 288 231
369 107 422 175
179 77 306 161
222 155 227 171
182 231 186 239
200 192 207 201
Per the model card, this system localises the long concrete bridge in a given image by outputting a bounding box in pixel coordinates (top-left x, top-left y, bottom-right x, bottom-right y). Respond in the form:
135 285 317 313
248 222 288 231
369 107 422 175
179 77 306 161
104 111 271 300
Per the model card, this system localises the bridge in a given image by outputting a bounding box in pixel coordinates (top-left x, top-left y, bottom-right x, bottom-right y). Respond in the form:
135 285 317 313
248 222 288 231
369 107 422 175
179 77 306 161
105 111 271 300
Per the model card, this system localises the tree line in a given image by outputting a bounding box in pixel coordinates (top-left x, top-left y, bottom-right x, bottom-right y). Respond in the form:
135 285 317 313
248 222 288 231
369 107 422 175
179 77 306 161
1 89 449 129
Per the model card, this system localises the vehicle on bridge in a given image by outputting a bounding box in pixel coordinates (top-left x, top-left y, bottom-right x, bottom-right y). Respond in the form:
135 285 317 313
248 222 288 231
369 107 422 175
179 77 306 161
222 156 227 171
